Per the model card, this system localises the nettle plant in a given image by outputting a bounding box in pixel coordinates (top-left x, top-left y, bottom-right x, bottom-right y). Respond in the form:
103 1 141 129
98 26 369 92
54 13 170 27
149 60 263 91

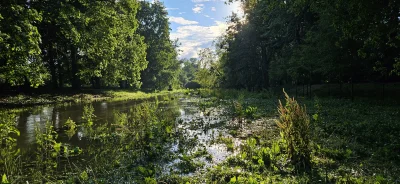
33 121 62 182
0 112 20 182
276 90 312 170
82 104 96 136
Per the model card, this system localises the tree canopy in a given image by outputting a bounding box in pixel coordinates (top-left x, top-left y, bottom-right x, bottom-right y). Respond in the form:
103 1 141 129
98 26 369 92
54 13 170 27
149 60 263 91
213 0 400 90
0 0 179 91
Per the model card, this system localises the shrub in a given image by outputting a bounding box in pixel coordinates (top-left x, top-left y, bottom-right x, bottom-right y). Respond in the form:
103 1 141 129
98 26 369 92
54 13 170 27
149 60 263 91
276 90 311 169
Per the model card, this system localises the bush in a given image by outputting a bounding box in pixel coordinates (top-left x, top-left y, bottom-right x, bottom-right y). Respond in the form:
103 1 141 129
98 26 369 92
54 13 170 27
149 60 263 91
276 90 311 169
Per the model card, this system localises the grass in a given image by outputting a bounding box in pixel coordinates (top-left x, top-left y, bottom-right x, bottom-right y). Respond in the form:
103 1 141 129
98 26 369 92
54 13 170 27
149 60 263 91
0 89 186 108
182 87 400 183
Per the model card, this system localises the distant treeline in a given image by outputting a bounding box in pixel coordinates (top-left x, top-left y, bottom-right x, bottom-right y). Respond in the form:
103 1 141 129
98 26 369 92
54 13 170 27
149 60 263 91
198 0 400 91
0 0 180 91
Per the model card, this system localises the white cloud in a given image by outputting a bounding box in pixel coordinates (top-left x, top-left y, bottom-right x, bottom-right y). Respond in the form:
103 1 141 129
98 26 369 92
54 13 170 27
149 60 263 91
179 12 186 14
211 7 216 11
169 16 199 25
204 15 210 18
192 4 204 14
171 21 228 58
228 1 244 17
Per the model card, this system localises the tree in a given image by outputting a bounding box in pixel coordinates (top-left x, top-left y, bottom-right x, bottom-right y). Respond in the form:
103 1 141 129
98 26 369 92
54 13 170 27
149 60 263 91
195 48 220 88
0 0 47 88
79 0 147 88
219 0 400 93
179 58 199 86
137 1 179 90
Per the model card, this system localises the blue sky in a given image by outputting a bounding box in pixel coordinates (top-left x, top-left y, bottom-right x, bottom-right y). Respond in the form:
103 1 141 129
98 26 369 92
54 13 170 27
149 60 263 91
149 0 242 59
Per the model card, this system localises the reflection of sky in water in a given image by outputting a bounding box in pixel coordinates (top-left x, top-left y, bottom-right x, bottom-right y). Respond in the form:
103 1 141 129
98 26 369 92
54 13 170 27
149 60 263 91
15 100 155 149
165 99 238 175
24 107 53 145
15 96 238 176
55 111 60 129
101 102 107 111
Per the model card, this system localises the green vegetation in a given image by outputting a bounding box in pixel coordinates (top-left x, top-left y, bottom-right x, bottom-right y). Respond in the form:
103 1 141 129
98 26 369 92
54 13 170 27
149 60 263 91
193 0 400 99
1 0 400 183
0 90 183 107
1 89 400 183
0 100 181 183
0 0 179 91
276 90 311 170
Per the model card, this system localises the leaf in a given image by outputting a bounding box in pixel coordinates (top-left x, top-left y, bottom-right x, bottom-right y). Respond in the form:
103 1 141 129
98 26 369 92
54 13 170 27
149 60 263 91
230 176 237 183
54 142 61 153
165 125 172 134
2 174 9 183
80 171 89 181
312 114 318 121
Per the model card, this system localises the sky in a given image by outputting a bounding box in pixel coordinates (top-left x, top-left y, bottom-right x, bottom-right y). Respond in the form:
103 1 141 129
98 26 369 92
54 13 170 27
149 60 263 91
150 0 243 59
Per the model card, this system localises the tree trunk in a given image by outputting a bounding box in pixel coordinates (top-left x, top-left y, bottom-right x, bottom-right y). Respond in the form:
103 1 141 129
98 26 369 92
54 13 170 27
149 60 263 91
91 77 101 89
351 80 354 101
71 44 80 90
328 82 331 97
261 45 269 88
48 43 58 89
382 82 385 101
24 76 31 91
57 46 63 88
58 64 63 88
119 80 127 89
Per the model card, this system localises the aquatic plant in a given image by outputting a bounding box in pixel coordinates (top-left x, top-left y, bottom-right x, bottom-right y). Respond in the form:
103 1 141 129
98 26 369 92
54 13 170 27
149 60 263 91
244 106 258 119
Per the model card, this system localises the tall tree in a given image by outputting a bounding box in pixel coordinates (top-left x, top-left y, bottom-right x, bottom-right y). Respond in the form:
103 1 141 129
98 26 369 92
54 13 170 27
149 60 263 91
0 0 47 88
137 1 179 90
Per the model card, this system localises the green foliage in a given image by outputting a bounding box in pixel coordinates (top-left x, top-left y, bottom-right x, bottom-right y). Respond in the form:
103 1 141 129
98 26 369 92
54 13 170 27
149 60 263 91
218 0 400 91
194 48 222 88
2 174 9 184
64 118 77 139
1 89 399 182
0 1 47 87
179 58 199 87
276 90 311 169
33 121 63 181
1 0 149 89
82 104 95 127
0 113 20 181
138 1 180 90
80 170 88 181
216 136 235 152
244 106 257 119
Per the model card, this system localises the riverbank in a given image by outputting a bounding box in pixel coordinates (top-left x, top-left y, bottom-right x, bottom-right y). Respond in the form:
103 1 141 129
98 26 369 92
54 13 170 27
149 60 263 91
0 89 184 108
